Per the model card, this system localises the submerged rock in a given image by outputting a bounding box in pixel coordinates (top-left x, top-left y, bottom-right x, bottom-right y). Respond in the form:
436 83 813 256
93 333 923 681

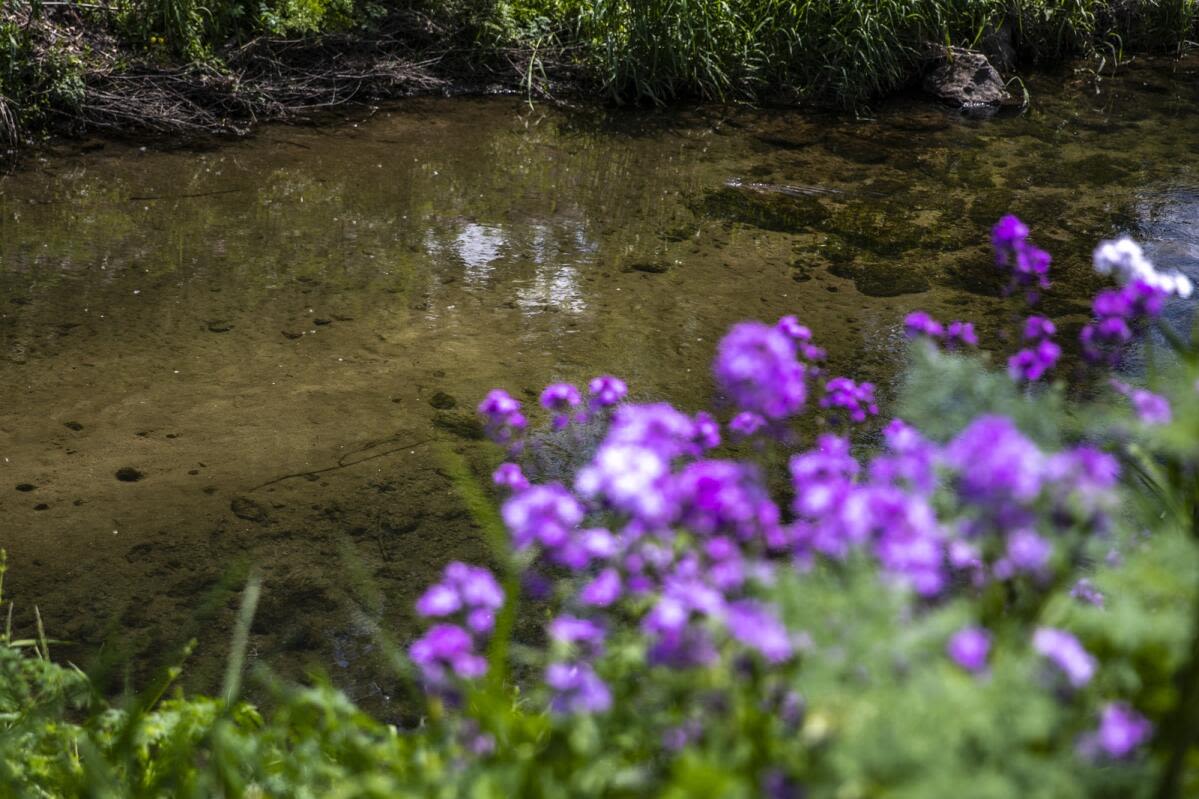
231 495 269 524
115 467 144 482
625 261 671 274
829 261 931 297
923 48 1010 108
428 391 458 410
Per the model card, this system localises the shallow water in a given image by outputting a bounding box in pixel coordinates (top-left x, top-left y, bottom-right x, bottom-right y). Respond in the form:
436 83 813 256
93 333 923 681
2 56 1198 709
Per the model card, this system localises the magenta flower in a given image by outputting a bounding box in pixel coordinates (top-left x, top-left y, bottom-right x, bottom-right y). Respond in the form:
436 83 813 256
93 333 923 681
545 662 612 714
904 311 944 340
1081 703 1153 760
409 624 487 684
947 626 991 673
713 321 807 419
540 383 582 428
492 462 529 491
587 375 628 408
820 377 879 423
501 483 584 550
478 388 527 447
1033 627 1096 688
729 411 767 438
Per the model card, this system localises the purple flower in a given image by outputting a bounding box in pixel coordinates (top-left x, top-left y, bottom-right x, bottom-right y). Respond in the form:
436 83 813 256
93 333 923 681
820 377 879 424
1079 703 1153 760
776 315 812 342
545 662 612 714
1008 339 1061 383
549 615 606 656
579 567 622 607
576 441 676 525
588 375 628 408
540 383 582 428
725 600 793 663
945 321 978 349
605 402 702 460
994 529 1052 579
1111 380 1172 425
713 321 807 419
693 411 722 450
869 419 937 494
944 416 1046 507
492 462 529 491
673 460 781 544
502 483 584 550
992 215 1051 299
729 411 767 438
1033 627 1096 688
991 214 1029 251
1023 315 1056 342
409 624 487 684
417 562 504 621
904 311 944 340
947 626 991 673
789 435 859 523
416 583 461 617
1070 578 1105 607
478 389 527 447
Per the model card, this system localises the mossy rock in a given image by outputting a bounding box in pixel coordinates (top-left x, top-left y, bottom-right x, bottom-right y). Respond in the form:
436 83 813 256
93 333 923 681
828 260 931 297
692 187 830 234
824 202 971 257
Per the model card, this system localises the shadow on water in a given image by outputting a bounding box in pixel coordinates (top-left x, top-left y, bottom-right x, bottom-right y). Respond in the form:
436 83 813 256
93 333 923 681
2 54 1198 713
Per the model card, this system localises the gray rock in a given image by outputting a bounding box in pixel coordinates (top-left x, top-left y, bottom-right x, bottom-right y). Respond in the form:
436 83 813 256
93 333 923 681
923 48 1010 107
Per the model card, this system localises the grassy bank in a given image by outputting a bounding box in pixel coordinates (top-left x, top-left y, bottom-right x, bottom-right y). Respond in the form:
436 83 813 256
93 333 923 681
1 0 1197 143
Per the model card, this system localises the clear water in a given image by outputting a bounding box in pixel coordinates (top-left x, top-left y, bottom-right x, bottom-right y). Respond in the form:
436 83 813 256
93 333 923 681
2 55 1197 709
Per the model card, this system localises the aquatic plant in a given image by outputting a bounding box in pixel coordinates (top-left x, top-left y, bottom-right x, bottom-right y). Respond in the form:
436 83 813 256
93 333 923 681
4 217 1199 796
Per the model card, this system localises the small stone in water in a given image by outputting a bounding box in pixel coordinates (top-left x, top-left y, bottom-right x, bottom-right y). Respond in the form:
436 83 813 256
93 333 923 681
63 421 83 431
429 391 458 410
206 320 234 333
16 483 36 492
115 467 144 482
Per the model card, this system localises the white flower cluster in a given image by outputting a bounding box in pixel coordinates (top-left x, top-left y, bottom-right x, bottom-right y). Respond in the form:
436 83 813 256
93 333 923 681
1093 237 1194 298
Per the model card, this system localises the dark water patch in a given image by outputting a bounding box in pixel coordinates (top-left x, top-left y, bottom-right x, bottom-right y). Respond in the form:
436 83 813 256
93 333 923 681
694 186 831 233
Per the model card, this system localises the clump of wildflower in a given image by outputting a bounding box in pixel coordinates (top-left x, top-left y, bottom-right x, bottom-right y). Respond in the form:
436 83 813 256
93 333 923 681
713 321 807 419
416 562 505 635
729 410 767 439
945 321 978 349
673 459 781 545
820 377 878 424
478 389 526 449
777 315 826 361
1008 315 1060 383
992 214 1051 301
540 383 582 429
588 375 627 409
409 624 488 686
545 662 612 714
1111 380 1172 425
947 626 991 673
1070 578 1105 607
501 483 584 551
1078 703 1153 761
1033 627 1096 688
904 311 943 340
693 411 722 450
492 462 529 491
904 312 976 350
724 600 793 663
